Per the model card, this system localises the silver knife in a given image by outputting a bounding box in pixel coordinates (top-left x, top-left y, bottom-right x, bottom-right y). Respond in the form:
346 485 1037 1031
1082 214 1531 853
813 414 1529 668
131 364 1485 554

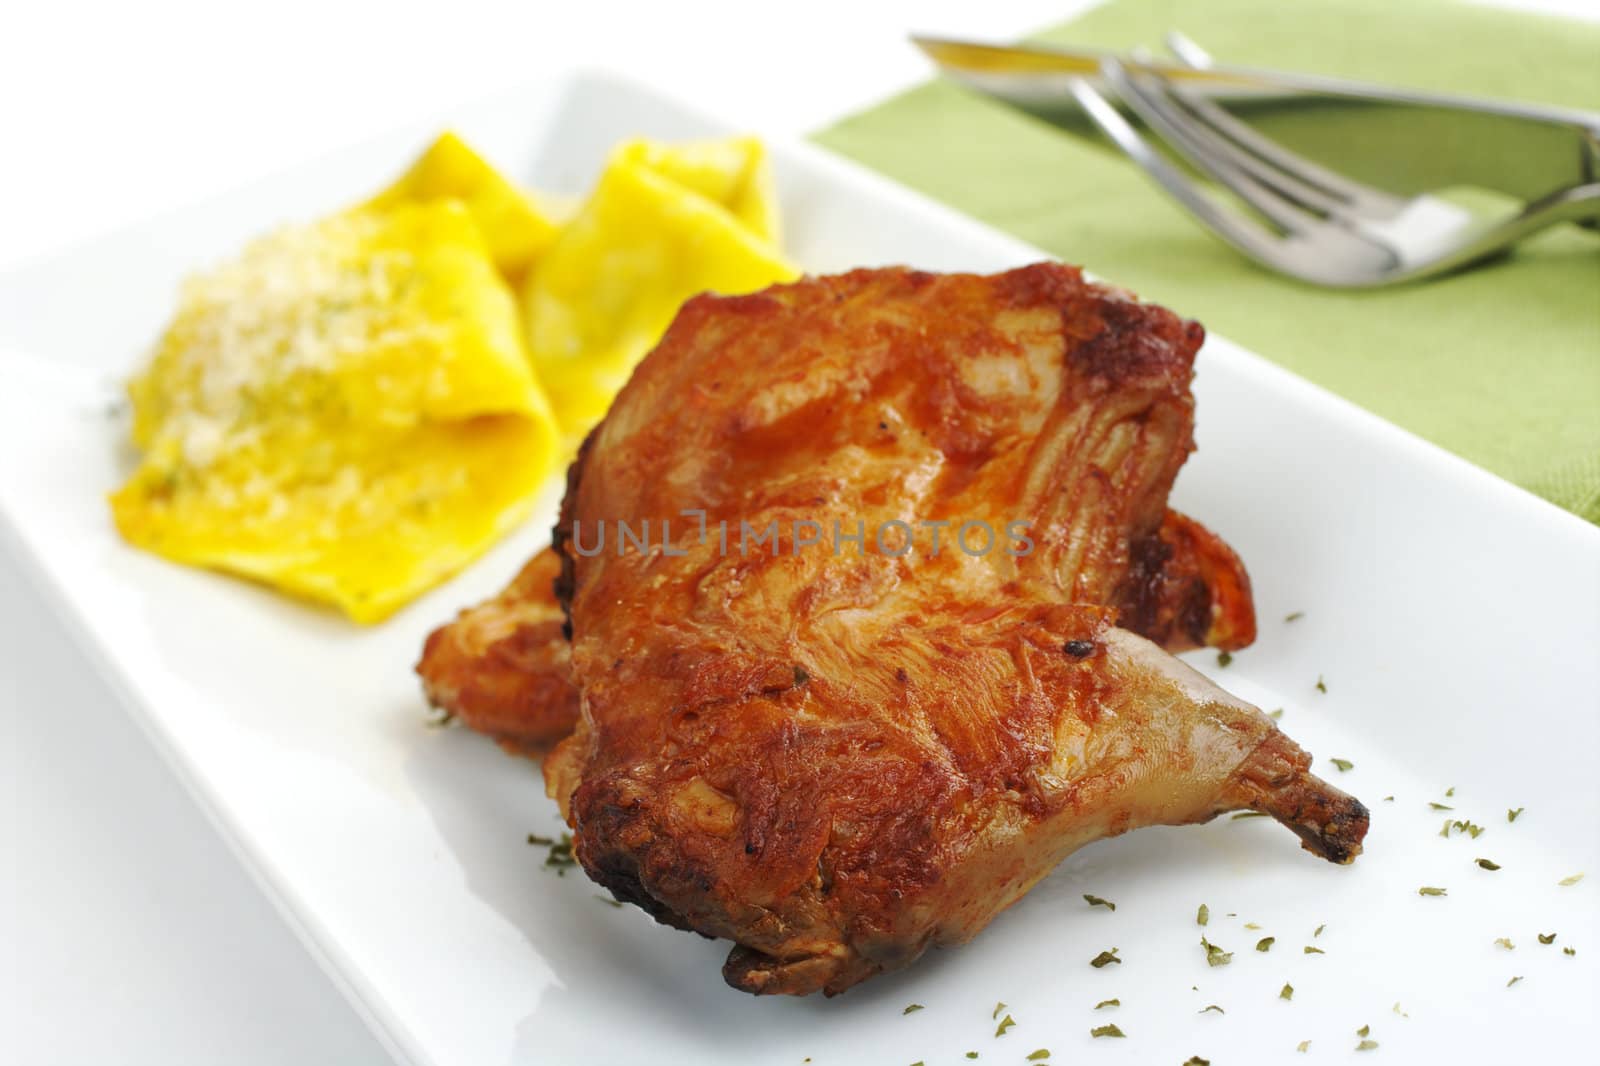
913 35 1600 205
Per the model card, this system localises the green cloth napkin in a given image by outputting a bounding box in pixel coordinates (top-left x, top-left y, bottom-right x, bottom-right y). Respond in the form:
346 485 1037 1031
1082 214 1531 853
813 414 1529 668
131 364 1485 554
815 0 1600 523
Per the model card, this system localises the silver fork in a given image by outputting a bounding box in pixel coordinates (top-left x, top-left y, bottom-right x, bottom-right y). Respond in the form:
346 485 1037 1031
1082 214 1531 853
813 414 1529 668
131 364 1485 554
1068 33 1600 287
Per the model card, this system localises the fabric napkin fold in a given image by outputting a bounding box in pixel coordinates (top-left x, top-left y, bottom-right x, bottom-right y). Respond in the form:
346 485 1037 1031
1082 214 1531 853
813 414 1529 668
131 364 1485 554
815 0 1600 524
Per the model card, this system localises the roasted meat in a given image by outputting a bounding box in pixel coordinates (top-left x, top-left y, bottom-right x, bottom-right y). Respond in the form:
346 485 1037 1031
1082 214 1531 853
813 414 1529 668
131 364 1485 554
416 500 1255 752
417 547 579 752
423 263 1367 996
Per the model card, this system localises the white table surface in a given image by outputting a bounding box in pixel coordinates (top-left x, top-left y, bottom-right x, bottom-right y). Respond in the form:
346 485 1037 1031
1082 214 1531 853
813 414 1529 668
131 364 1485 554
1 1 1591 1062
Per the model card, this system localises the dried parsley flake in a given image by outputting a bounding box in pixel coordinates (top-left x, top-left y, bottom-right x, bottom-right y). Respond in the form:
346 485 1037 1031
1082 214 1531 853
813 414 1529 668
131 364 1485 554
1197 904 1210 926
902 1004 923 1015
1200 937 1232 967
1418 886 1447 897
1257 936 1276 952
1330 758 1353 772
1089 1024 1125 1039
995 1014 1016 1037
1477 858 1502 871
1280 983 1295 1000
1083 894 1116 911
1090 949 1121 968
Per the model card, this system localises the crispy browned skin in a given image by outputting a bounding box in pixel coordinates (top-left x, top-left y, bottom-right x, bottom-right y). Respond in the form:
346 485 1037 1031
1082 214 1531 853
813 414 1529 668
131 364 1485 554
530 264 1364 997
416 548 578 753
416 503 1254 752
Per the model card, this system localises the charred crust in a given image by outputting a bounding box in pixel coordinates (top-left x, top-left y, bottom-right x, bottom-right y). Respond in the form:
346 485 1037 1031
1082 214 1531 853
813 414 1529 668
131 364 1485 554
552 423 604 640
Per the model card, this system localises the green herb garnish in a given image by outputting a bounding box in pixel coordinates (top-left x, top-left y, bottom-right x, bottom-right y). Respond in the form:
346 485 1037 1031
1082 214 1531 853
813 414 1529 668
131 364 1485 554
1200 937 1232 967
1507 976 1523 987
1418 886 1447 897
1232 811 1269 820
1393 1002 1408 1017
1083 893 1116 911
1268 708 1284 720
1026 1051 1050 1061
1297 1041 1311 1053
525 833 555 846
1558 873 1585 886
1094 998 1120 1009
1304 946 1325 955
1257 936 1276 952
543 833 577 874
1089 1024 1125 1039
1330 758 1353 772
1245 922 1262 930
1315 675 1327 693
1314 923 1326 938
1429 802 1454 811
902 1004 923 1015
1507 807 1524 822
1494 937 1514 950
1197 904 1210 926
995 1014 1016 1037
1090 949 1121 968
1476 858 1501 871
594 895 621 908
1538 933 1556 944
1184 1058 1211 1066
1199 1004 1225 1014
1357 1025 1370 1037
1357 1039 1379 1051
1564 947 1576 956
1445 786 1455 797
1216 651 1233 667
992 1002 1006 1020
1285 611 1304 622
1452 820 1485 838
1280 983 1294 1000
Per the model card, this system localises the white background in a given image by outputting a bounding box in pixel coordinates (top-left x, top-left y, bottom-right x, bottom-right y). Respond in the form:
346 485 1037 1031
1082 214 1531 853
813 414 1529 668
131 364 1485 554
1 1 1593 1063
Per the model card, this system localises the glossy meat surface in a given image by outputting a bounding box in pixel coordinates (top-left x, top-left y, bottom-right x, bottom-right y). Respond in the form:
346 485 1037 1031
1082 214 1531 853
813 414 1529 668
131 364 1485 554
544 264 1364 994
420 264 1365 996
417 547 578 752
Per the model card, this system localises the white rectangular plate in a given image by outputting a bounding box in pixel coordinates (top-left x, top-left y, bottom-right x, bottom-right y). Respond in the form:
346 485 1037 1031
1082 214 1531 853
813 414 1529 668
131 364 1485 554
2 71 1597 1066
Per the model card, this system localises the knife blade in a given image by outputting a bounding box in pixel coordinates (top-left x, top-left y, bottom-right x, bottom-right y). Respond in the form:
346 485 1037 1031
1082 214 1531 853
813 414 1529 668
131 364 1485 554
913 35 1600 204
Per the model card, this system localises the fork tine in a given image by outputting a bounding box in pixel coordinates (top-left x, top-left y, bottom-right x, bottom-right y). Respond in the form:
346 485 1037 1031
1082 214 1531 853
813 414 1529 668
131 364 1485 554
1161 32 1411 219
1100 60 1322 235
1065 75 1297 271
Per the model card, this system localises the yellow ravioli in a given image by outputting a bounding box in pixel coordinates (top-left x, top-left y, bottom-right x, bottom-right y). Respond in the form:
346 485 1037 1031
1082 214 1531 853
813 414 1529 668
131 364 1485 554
112 201 560 623
522 137 798 437
364 131 560 281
